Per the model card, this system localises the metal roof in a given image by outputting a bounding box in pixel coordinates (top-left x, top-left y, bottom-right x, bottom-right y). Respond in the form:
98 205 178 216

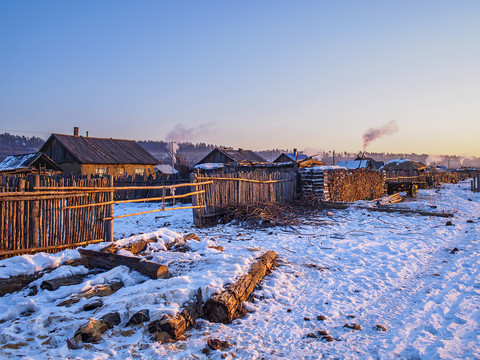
41 134 159 165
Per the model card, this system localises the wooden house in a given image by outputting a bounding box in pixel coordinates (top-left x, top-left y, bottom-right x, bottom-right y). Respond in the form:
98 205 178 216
273 149 325 168
40 129 158 177
0 152 62 174
337 157 384 170
195 148 267 167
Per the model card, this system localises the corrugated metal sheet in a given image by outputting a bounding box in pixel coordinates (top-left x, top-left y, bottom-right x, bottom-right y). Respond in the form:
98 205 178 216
42 134 158 165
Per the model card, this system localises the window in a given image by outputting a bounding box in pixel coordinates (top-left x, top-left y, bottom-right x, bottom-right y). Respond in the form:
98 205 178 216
117 167 125 175
135 167 145 176
96 167 108 176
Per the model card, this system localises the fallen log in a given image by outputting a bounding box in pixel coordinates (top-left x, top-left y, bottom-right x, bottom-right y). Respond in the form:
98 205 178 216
203 251 277 324
359 206 454 218
40 274 88 291
74 312 121 343
0 273 44 297
57 281 124 307
148 288 202 342
78 249 168 279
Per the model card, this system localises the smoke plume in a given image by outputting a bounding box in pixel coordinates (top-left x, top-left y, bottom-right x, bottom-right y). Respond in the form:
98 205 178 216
166 123 214 142
362 120 399 151
426 155 444 166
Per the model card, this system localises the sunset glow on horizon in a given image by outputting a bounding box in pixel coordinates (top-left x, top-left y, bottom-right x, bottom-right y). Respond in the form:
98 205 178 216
1 1 479 156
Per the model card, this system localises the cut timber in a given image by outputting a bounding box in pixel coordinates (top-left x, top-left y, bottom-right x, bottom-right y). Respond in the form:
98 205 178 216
78 249 168 279
57 281 124 307
360 206 454 218
40 274 88 291
0 273 43 297
74 312 121 343
148 289 202 341
203 251 277 324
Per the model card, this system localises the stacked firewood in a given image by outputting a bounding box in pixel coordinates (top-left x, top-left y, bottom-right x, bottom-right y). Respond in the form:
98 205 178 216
301 168 385 202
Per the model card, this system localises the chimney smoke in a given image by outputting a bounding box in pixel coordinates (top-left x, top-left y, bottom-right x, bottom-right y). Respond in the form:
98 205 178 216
362 120 398 151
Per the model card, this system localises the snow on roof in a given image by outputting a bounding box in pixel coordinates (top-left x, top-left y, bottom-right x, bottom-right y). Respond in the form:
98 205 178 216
0 153 40 171
304 165 347 171
154 164 178 174
194 163 224 170
284 153 308 161
336 160 370 169
384 159 411 165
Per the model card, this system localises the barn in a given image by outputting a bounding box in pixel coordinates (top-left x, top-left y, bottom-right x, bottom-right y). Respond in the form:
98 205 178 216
40 128 158 177
273 149 325 168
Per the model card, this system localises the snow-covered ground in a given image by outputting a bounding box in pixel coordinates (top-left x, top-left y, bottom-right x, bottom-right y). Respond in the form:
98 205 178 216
0 181 479 359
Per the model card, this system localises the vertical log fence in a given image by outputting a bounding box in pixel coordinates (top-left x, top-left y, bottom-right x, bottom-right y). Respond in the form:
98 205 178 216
0 174 208 259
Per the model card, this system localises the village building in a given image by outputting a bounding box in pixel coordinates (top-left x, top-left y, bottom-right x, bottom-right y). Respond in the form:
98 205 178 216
273 149 325 168
40 128 158 177
337 157 384 170
195 148 267 167
0 152 62 174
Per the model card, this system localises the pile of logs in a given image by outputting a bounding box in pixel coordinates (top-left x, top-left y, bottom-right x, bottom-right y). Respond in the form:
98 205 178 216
1 234 278 346
301 168 386 202
220 202 299 227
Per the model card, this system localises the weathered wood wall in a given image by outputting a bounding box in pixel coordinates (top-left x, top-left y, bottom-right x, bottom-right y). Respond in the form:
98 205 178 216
0 174 111 258
191 170 297 226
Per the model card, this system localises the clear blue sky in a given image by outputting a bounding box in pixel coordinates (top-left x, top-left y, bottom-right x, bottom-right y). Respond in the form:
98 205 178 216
1 1 479 155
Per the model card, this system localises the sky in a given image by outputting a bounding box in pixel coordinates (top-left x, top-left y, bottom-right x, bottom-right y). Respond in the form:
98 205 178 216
1 1 479 156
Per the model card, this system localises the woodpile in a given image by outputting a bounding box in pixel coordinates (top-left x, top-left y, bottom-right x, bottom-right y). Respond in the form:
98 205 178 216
301 168 385 202
203 251 277 324
376 193 402 205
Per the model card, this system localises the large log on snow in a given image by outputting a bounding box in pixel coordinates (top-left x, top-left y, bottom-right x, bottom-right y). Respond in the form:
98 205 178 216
203 251 277 324
40 274 88 291
78 249 168 279
148 289 202 342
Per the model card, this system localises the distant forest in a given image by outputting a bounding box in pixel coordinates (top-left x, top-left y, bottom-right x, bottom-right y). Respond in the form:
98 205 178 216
0 132 478 168
0 133 45 161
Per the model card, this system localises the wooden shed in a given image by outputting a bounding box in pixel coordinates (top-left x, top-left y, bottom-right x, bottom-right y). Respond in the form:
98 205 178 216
0 152 62 174
40 129 158 177
195 148 267 167
273 149 325 168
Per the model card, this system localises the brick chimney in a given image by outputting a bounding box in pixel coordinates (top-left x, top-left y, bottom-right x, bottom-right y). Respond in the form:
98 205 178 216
74 127 79 136
238 148 243 153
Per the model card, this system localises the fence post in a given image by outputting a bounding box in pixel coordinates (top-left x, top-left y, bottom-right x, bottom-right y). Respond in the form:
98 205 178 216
29 174 40 248
106 175 114 242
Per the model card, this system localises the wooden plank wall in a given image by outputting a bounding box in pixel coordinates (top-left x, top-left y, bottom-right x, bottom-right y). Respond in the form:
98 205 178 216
0 174 110 258
191 170 297 226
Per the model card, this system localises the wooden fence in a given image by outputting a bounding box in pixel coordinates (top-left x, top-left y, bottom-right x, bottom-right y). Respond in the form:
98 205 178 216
472 173 480 193
0 174 111 258
113 174 190 200
0 174 206 258
191 170 297 226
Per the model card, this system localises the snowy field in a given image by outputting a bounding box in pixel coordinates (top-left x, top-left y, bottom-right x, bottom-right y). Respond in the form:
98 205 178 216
0 181 479 359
